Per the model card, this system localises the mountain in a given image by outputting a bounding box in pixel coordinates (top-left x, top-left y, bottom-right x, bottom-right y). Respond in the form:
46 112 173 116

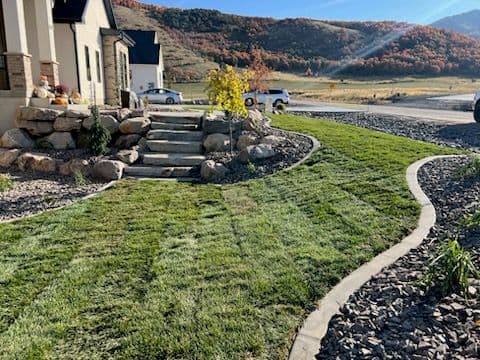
112 0 480 81
433 10 480 40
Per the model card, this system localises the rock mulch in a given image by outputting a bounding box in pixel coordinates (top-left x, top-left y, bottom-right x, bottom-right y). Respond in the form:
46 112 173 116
205 123 313 184
0 169 106 222
292 111 480 152
317 156 480 360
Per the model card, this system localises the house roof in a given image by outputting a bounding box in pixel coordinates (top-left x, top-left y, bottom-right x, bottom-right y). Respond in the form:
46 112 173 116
123 30 161 65
100 28 136 47
52 0 117 29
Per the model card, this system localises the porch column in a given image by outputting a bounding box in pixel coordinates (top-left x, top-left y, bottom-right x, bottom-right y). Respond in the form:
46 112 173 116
1 0 33 97
34 0 59 86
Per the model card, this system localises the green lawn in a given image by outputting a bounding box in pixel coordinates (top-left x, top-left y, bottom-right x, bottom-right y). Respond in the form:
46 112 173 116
0 115 459 359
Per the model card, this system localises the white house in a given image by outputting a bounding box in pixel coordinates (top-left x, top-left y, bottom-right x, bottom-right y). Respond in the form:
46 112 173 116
0 0 134 133
124 30 164 94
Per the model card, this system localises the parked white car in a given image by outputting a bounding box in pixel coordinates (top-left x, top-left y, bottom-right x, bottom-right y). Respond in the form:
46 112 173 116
243 89 289 107
138 88 183 105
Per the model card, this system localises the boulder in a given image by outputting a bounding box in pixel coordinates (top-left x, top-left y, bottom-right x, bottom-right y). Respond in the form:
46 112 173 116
248 109 263 122
203 111 242 135
118 108 132 121
53 117 83 132
239 144 276 164
19 106 63 121
44 132 76 150
203 133 235 153
200 160 228 181
260 135 286 146
119 117 151 135
17 152 56 173
137 137 149 153
83 115 120 134
63 109 90 119
0 129 34 148
15 119 54 136
92 160 125 180
115 134 141 149
116 149 139 165
0 148 21 168
130 109 148 118
59 158 91 177
243 118 260 132
237 134 258 151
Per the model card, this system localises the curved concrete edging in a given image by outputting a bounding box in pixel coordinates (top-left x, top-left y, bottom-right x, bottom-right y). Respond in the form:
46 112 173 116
0 180 118 225
288 154 461 360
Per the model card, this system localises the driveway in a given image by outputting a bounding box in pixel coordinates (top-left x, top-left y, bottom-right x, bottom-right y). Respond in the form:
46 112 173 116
289 99 475 125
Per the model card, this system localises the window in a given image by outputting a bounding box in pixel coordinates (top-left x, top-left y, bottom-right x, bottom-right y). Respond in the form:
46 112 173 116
95 51 101 83
0 2 9 90
85 46 91 82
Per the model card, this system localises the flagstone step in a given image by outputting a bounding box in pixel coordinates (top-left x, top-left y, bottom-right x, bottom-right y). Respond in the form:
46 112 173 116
147 140 203 153
147 129 204 142
143 153 206 166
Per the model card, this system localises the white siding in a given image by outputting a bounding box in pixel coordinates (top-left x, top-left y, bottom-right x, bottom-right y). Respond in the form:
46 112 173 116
54 23 77 92
130 64 162 93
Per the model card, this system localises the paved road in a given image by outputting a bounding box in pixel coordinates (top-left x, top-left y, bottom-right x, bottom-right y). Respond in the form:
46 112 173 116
427 93 474 102
289 99 475 125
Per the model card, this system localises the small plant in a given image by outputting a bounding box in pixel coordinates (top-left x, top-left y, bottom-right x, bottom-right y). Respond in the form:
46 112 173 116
276 103 287 112
246 162 256 174
88 106 111 156
73 171 90 186
455 156 480 179
0 175 12 192
422 237 478 297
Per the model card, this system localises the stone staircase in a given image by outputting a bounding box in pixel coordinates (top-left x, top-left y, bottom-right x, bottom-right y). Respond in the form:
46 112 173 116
124 111 205 179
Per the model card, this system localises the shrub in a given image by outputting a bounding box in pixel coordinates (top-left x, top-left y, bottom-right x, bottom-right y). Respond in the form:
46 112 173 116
246 162 256 174
73 171 90 186
0 175 12 192
455 156 480 179
422 238 478 297
88 106 111 156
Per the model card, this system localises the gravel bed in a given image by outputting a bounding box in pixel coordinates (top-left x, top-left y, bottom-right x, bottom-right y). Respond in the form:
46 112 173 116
0 169 106 222
317 156 480 359
291 111 480 152
206 124 313 184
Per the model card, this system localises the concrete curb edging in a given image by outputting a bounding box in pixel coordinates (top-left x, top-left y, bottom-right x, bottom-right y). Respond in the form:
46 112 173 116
288 154 460 360
0 180 118 225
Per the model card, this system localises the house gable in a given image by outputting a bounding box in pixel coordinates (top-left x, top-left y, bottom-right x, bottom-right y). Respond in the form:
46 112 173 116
52 0 117 29
124 30 161 65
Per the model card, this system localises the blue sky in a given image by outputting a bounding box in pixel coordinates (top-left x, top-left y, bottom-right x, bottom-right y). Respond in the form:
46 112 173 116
147 0 479 23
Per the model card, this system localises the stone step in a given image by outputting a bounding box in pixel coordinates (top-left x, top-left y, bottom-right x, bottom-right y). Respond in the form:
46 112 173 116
124 165 197 178
147 129 204 142
147 140 203 153
143 153 206 167
151 122 199 131
150 111 203 125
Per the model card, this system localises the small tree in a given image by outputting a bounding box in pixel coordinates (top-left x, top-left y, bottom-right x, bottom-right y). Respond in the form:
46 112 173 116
249 49 270 108
206 65 251 153
88 105 111 156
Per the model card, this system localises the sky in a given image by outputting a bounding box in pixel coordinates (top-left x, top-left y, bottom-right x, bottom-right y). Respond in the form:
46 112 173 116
146 0 480 24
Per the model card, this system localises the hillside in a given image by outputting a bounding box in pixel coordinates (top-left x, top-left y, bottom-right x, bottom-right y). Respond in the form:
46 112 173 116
433 10 480 40
112 0 480 80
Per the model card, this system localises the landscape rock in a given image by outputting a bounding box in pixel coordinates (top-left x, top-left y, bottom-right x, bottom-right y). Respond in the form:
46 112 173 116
63 109 90 119
116 149 139 165
137 137 149 153
83 115 120 134
0 148 21 168
237 134 258 151
17 152 56 173
200 160 228 181
203 133 235 153
15 119 54 136
19 106 63 121
92 160 124 180
239 144 276 164
44 132 76 150
53 117 83 132
247 109 263 122
130 109 148 118
119 117 151 135
59 159 91 177
204 111 242 135
115 134 141 149
0 129 34 148
260 135 286 146
118 108 132 121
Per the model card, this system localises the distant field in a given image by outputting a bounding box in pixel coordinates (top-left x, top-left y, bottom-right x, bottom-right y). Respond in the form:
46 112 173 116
173 72 480 104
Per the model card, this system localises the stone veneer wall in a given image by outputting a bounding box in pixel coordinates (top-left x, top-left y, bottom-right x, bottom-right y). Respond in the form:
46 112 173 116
102 35 130 107
5 54 33 97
